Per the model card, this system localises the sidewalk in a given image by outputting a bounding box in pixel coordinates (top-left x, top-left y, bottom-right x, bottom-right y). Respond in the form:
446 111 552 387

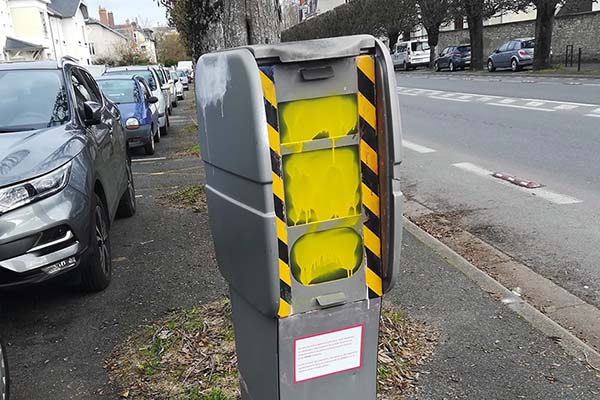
391 229 600 399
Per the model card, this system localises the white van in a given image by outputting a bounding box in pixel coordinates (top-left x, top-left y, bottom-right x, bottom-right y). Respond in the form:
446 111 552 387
391 40 431 71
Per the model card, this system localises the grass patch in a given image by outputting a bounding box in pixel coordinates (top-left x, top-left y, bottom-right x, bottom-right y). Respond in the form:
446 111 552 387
177 143 201 158
107 300 437 399
183 122 199 135
162 185 206 212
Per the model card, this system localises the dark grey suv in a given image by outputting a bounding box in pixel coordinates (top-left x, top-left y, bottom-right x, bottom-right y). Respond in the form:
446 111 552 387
487 38 535 72
0 58 136 291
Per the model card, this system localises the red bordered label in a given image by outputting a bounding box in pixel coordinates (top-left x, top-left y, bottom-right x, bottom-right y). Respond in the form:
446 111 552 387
293 324 364 384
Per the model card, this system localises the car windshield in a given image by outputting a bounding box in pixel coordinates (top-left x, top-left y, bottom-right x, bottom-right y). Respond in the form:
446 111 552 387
154 69 166 85
457 46 471 53
521 40 535 49
98 79 141 104
412 42 430 52
170 71 178 80
0 69 70 132
177 71 187 78
105 69 157 91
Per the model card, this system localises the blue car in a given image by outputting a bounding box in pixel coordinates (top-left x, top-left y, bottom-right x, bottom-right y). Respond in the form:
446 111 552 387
97 75 160 155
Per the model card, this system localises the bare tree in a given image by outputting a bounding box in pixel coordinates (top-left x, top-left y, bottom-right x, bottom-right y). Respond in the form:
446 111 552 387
417 0 455 67
371 0 419 46
457 0 529 70
158 0 280 59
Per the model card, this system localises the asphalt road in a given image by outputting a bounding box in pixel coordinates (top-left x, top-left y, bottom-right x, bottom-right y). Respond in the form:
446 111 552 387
396 71 600 309
0 83 598 400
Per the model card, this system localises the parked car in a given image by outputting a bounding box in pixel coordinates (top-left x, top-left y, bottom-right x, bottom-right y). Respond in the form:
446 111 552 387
392 40 431 71
104 66 170 136
153 65 177 109
97 75 160 155
434 44 471 72
177 70 189 90
1 341 8 400
170 70 185 101
487 37 535 72
0 58 136 291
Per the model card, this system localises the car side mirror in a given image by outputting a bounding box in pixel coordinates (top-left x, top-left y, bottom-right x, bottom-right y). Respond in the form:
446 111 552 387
161 84 170 91
495 49 500 54
168 79 174 84
147 96 159 104
83 101 102 126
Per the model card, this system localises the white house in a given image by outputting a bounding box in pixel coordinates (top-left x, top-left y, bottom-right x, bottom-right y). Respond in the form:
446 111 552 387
86 17 128 64
115 20 157 63
1 0 91 63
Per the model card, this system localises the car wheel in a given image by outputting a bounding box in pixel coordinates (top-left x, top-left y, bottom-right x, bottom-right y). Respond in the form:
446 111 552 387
154 125 161 143
0 342 8 400
173 98 178 108
434 62 440 72
449 61 455 72
81 193 112 292
403 61 409 71
144 132 155 155
168 105 172 116
160 114 169 136
487 60 496 72
117 157 136 218
511 58 521 72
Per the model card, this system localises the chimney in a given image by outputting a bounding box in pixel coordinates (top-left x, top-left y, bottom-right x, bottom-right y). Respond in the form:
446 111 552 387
108 11 115 28
99 7 109 26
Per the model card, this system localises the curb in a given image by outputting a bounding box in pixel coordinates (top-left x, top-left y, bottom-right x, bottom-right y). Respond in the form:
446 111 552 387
403 216 600 370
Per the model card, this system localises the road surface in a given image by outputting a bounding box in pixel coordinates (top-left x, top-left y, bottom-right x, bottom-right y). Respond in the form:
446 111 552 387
396 71 600 308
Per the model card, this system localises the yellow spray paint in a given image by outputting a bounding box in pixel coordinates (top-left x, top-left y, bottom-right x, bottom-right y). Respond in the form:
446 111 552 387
283 147 361 226
279 94 363 286
278 95 358 144
290 228 363 285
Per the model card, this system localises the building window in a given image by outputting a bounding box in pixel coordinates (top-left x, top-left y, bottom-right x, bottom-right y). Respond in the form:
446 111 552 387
141 45 146 51
40 12 49 38
89 42 95 55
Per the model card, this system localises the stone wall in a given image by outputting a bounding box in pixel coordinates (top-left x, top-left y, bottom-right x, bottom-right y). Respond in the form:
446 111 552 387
438 10 600 63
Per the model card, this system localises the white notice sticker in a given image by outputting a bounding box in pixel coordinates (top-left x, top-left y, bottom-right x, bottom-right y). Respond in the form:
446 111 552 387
293 325 364 383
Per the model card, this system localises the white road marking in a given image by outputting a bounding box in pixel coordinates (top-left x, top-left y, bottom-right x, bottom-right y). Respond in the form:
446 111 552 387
477 96 495 102
585 114 600 118
529 188 583 205
526 101 545 107
453 162 582 205
397 92 418 96
554 104 578 110
499 98 517 104
489 103 556 112
592 108 600 113
429 96 471 102
453 162 493 177
402 140 437 154
133 157 167 162
458 95 473 100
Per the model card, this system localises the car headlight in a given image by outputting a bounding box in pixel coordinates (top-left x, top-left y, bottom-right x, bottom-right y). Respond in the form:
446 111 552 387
0 161 71 215
126 118 140 130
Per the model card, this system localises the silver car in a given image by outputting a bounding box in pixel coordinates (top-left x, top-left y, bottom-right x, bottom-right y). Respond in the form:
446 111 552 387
0 58 136 291
487 38 535 72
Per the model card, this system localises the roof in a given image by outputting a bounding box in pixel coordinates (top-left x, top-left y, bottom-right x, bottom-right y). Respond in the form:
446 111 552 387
86 18 128 40
5 37 45 52
0 60 60 71
48 0 84 18
96 74 138 81
106 66 153 72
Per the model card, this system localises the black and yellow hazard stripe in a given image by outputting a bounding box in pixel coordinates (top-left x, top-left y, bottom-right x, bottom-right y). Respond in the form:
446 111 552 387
357 55 383 299
259 67 292 318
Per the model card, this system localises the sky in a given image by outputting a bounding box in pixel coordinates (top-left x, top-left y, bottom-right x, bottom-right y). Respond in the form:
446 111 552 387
87 0 168 27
